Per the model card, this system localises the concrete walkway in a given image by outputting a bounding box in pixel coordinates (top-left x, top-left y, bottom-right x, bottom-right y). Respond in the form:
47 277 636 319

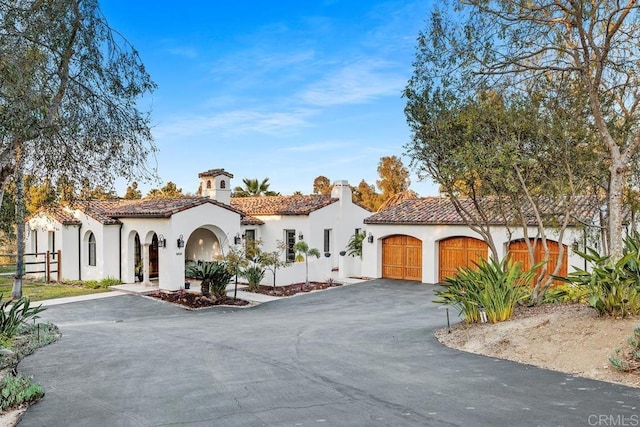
18 279 639 426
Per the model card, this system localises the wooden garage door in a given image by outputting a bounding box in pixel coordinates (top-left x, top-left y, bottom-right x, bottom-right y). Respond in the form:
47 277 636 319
382 235 422 281
439 237 488 282
508 239 567 283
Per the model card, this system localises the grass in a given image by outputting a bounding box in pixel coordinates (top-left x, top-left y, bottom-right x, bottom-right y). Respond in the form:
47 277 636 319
0 276 112 301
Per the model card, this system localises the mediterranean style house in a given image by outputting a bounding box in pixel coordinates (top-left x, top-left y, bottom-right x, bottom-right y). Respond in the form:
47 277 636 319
361 196 601 284
25 169 372 290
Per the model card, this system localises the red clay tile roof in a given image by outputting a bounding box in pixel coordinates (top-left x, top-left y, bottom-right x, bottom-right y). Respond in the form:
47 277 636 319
364 196 602 226
241 215 265 226
70 197 244 224
198 168 234 179
28 206 82 225
230 195 338 215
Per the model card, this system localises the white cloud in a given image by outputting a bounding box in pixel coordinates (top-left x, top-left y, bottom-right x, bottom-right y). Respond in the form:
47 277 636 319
297 58 405 106
154 108 316 140
168 46 198 59
280 141 351 152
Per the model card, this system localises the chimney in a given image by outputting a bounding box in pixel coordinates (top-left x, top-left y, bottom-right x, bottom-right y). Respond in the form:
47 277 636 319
331 180 351 203
198 168 233 205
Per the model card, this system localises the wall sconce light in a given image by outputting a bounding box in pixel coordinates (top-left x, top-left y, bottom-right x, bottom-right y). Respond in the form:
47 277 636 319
367 232 374 244
177 234 184 248
571 239 579 252
298 232 304 240
234 233 242 245
158 234 167 248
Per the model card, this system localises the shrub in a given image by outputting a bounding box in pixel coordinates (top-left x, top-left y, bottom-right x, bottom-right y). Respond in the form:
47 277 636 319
99 277 122 288
541 283 589 304
0 373 44 411
561 233 640 317
345 231 366 258
188 261 233 299
242 265 265 292
0 295 45 339
434 257 532 323
0 323 60 370
609 326 640 373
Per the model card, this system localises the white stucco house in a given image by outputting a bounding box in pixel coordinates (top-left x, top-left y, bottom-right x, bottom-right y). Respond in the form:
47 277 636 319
361 196 601 284
25 168 371 290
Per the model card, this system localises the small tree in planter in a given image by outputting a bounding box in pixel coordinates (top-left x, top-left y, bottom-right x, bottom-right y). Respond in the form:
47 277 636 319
346 231 366 258
260 240 290 293
222 244 249 300
293 241 321 290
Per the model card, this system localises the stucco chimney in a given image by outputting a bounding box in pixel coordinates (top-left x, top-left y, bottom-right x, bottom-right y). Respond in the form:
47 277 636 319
198 169 233 205
331 180 352 202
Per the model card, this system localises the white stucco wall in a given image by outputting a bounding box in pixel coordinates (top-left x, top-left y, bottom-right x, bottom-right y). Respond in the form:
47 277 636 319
361 223 586 284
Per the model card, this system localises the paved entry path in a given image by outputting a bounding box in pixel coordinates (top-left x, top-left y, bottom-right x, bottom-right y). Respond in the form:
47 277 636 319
18 280 640 426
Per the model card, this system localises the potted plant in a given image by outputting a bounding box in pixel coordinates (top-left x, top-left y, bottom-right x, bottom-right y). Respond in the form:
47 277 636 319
135 261 143 282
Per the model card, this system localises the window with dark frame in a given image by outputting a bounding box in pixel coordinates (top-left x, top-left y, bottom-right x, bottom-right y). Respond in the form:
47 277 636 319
324 229 331 253
285 229 296 261
88 232 96 266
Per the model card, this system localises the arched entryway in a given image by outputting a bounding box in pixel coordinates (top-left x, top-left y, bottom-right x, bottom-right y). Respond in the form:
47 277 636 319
508 239 567 284
184 227 221 272
381 235 422 281
438 236 488 282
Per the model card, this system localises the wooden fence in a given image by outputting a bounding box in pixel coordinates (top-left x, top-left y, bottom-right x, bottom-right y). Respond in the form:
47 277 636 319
0 251 61 283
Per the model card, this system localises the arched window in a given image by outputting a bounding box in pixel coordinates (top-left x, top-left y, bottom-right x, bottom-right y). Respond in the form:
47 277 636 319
88 232 96 266
220 180 226 189
206 180 211 189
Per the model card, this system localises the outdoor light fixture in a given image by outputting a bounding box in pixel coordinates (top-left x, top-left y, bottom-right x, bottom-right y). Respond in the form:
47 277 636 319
367 232 374 244
177 234 184 248
234 233 242 245
298 232 304 240
157 234 167 248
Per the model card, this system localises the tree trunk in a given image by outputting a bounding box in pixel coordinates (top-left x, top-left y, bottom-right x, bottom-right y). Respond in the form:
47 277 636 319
12 145 24 300
608 159 627 259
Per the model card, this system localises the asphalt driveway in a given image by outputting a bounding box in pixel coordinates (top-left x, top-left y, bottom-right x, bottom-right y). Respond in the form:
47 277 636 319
18 279 640 426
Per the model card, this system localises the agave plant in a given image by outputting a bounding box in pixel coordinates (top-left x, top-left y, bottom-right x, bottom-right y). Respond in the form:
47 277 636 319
187 261 233 299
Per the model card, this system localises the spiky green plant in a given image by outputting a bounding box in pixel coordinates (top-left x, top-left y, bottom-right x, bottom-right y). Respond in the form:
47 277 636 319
434 257 532 323
560 233 640 317
0 295 45 338
242 265 265 292
187 261 233 298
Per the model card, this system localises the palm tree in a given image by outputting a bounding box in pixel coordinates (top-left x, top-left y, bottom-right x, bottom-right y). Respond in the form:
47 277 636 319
293 241 321 290
233 178 279 197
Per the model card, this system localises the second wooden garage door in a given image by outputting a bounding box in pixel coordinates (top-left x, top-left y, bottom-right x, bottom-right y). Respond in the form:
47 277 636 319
382 235 422 281
439 237 488 282
508 239 568 283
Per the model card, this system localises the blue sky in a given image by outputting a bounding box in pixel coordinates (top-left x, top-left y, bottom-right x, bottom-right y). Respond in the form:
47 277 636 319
101 1 438 197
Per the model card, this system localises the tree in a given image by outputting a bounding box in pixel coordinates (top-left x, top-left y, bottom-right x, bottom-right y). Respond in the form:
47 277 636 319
293 241 320 290
376 156 410 203
313 176 332 195
1 0 156 299
233 178 279 197
123 182 142 200
407 1 640 259
78 180 118 200
260 240 290 292
25 177 56 213
222 243 249 300
354 179 382 211
56 175 76 203
146 182 183 199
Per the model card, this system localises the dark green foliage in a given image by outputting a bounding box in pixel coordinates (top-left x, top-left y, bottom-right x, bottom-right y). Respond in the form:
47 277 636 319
0 295 45 338
560 233 640 317
242 265 265 292
0 373 44 411
187 261 233 299
345 231 366 258
434 257 532 323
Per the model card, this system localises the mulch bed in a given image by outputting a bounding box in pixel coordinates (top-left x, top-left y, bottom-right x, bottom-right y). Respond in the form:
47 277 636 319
149 291 250 309
249 281 342 297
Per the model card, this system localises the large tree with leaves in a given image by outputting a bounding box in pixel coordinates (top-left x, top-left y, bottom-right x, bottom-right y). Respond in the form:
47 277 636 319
0 0 156 298
405 0 640 259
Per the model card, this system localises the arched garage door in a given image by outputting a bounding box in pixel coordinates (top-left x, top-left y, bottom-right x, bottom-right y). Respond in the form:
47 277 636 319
439 237 488 282
382 235 422 281
508 239 567 283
